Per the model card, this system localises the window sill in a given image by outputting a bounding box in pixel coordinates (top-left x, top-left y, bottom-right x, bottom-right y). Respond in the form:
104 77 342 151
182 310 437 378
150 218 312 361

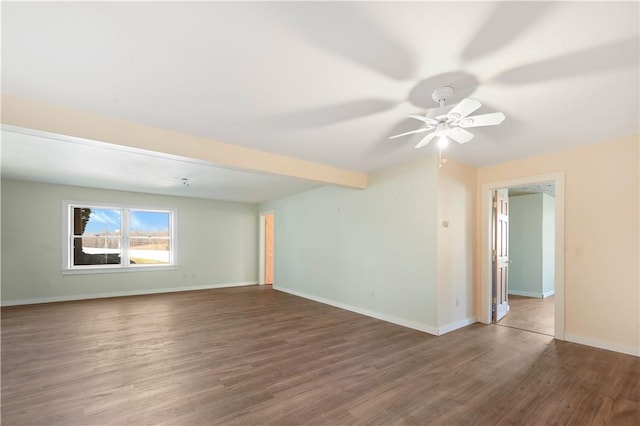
61 265 178 275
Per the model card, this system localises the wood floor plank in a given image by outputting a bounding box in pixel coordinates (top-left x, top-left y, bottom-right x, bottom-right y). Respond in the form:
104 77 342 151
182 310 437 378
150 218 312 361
2 285 638 425
498 295 554 336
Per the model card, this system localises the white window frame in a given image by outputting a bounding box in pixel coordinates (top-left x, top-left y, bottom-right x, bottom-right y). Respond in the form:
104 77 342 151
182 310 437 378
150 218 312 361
62 200 178 274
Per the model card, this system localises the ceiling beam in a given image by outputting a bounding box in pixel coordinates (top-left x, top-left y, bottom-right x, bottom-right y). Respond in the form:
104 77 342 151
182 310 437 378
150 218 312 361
1 94 367 189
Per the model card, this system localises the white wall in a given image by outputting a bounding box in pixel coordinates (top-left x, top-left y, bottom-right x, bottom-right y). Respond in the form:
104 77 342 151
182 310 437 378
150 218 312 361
437 160 476 332
1 179 258 304
260 156 440 332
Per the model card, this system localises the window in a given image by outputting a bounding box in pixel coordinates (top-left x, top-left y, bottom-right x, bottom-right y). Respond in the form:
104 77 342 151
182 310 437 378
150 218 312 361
63 202 176 273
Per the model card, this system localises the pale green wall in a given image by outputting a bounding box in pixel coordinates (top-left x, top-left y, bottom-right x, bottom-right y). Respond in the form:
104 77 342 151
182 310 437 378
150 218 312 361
437 161 476 330
1 179 258 304
509 194 542 296
260 156 440 329
508 193 555 297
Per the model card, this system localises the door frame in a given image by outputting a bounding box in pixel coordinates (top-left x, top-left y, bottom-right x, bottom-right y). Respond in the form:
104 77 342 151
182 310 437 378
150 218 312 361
258 210 275 285
479 172 565 340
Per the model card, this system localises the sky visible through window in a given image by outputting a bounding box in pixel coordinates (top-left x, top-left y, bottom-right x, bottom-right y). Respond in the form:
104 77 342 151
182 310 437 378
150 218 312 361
131 211 169 234
84 209 169 234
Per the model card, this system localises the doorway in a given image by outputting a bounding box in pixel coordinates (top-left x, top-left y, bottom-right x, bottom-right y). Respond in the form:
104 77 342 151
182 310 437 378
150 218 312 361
259 211 274 285
496 183 556 336
480 172 565 340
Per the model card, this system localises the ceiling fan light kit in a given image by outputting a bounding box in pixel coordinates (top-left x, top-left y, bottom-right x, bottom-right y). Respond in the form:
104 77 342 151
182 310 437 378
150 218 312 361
390 86 506 167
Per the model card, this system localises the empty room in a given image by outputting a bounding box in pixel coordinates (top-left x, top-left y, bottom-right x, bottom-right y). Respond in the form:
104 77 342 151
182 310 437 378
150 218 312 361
1 2 639 425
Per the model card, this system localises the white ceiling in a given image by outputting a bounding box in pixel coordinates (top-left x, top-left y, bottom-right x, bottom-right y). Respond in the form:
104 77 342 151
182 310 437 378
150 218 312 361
1 1 639 202
1 126 319 203
509 182 555 197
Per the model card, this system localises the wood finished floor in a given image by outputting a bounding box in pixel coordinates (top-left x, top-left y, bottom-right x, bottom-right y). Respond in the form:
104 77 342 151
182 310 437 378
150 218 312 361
2 285 638 425
498 295 555 336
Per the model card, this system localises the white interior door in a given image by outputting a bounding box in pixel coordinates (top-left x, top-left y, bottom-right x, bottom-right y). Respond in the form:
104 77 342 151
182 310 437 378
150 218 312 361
493 189 509 322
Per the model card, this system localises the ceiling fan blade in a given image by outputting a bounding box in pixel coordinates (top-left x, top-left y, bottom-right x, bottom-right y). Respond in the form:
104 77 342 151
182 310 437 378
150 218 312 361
448 127 475 144
389 127 431 140
458 112 506 128
408 114 439 126
447 98 482 121
414 132 437 149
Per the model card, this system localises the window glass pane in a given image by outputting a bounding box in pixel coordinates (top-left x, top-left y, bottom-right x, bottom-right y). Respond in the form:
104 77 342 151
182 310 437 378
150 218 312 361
129 238 170 264
72 207 122 266
66 205 174 270
72 207 93 236
129 211 170 265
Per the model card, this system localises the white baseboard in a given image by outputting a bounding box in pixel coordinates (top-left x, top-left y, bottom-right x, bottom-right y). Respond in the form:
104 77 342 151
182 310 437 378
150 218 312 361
508 290 555 299
508 290 543 298
1 281 258 307
274 285 439 336
565 333 639 357
437 317 478 335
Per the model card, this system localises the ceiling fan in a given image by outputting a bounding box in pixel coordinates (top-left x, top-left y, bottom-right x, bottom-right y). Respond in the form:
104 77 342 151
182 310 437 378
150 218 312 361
389 86 506 149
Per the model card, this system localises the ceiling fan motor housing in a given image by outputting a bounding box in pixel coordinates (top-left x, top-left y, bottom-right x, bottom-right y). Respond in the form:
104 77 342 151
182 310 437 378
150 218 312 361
432 86 454 105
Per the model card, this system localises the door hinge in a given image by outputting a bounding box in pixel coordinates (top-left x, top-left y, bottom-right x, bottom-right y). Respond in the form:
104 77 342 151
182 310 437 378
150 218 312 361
492 297 497 304
493 201 497 208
